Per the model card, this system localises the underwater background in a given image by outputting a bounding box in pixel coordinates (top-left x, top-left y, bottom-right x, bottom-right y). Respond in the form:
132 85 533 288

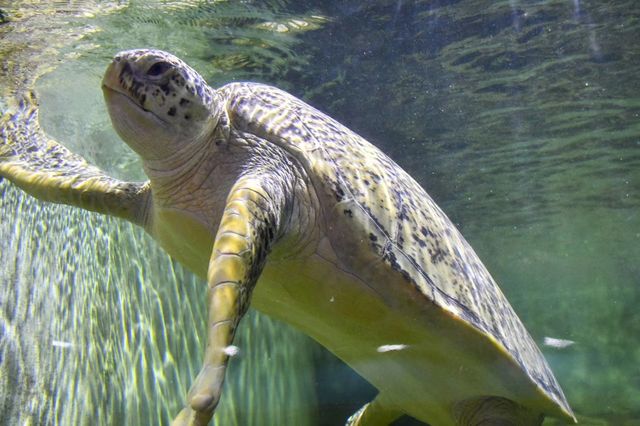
0 1 638 425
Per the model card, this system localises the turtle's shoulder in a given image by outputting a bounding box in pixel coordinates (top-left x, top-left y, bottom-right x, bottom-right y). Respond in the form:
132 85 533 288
217 81 294 114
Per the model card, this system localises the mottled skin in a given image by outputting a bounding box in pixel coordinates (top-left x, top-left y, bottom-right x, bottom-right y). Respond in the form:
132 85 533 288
0 50 576 425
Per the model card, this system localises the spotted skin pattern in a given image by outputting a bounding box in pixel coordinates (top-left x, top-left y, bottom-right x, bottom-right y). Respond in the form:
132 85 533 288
114 49 216 124
0 49 576 426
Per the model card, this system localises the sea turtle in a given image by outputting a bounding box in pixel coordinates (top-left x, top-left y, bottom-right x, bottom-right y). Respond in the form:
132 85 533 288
0 49 576 426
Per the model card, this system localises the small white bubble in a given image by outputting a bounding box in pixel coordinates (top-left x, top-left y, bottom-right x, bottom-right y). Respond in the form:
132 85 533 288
377 344 408 353
543 337 575 349
224 345 240 356
52 340 74 349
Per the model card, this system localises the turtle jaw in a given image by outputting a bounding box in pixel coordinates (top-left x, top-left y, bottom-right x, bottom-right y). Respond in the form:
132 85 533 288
102 61 183 161
102 59 171 127
102 82 178 161
102 83 170 126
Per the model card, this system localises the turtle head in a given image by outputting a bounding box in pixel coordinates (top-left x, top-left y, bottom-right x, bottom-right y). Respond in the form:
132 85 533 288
102 49 221 161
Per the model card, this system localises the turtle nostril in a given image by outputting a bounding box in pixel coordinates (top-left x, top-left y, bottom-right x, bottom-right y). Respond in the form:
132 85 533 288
146 61 172 77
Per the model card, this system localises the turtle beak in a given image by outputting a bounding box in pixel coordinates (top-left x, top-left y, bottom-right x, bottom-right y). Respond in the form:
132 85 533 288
102 58 152 116
102 60 126 115
101 59 120 94
102 55 138 101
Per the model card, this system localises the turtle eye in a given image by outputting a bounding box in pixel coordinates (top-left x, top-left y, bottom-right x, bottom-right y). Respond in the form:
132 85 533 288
146 61 172 77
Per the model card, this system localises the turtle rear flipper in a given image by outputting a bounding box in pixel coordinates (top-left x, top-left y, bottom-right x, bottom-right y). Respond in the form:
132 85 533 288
453 396 544 426
0 92 150 226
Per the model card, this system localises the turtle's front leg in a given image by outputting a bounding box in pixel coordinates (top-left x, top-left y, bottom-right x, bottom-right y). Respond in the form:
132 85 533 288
171 175 288 426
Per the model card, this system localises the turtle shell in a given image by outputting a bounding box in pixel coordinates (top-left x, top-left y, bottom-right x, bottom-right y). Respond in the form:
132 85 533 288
219 82 574 423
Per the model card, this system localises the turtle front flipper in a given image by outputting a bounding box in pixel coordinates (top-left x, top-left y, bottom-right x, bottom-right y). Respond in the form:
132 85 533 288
172 170 291 426
0 92 150 226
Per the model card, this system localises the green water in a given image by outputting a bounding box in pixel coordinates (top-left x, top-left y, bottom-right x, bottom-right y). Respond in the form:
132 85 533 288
1 0 639 425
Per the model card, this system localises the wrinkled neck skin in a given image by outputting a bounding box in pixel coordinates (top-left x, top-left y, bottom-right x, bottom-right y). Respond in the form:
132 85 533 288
140 93 227 184
142 129 229 202
140 120 323 262
142 121 243 227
